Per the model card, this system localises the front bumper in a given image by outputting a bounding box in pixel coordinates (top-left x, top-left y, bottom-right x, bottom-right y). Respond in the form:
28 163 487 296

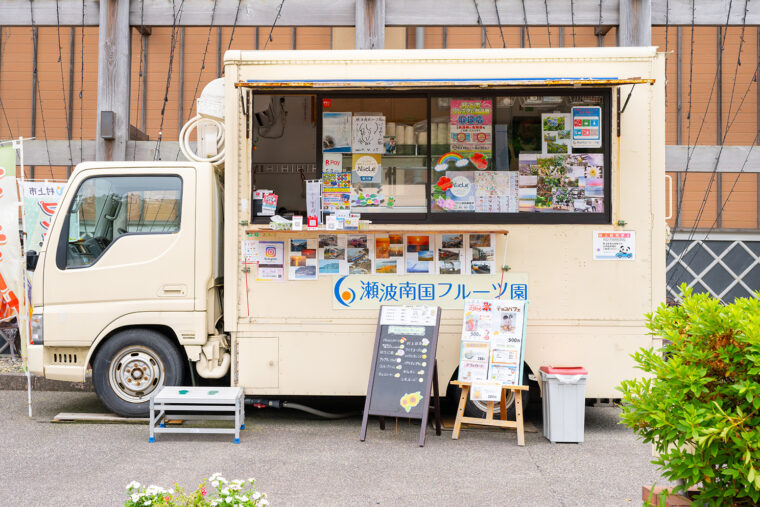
27 344 45 376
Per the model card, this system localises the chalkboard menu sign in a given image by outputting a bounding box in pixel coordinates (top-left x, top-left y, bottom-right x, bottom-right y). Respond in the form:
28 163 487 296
361 306 442 446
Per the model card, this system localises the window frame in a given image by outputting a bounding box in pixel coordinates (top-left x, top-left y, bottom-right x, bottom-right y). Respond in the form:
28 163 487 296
56 174 184 270
250 87 613 225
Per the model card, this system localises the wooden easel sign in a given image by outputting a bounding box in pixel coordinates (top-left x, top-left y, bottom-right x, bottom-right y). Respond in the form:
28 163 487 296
452 298 530 445
360 305 442 447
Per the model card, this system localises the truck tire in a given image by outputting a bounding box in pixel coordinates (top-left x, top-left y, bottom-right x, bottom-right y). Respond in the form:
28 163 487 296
450 367 531 420
92 329 186 417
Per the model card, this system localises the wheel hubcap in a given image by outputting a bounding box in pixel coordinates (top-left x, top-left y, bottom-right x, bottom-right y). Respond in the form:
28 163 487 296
109 346 165 403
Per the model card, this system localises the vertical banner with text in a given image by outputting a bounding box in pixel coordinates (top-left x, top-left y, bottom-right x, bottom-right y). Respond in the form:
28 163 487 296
0 146 22 322
23 181 65 251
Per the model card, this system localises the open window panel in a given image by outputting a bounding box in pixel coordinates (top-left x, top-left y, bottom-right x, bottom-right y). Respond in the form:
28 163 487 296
321 96 429 219
250 94 317 220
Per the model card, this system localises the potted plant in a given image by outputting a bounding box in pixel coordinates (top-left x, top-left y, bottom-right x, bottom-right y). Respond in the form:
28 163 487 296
618 286 760 506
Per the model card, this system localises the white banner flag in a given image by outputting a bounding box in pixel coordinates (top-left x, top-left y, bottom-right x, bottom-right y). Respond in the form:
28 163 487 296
0 145 22 322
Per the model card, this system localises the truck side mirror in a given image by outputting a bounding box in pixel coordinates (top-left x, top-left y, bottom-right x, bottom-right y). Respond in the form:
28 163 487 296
26 250 39 271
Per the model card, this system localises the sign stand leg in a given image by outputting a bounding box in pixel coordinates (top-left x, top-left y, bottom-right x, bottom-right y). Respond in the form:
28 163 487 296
432 360 441 436
514 388 525 446
452 384 470 440
379 416 385 430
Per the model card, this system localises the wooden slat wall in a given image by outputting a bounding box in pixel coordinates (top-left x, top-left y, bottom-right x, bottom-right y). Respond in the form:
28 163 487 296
1 24 759 230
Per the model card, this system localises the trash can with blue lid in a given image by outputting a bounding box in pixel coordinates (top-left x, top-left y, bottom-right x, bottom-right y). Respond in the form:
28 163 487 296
540 366 589 443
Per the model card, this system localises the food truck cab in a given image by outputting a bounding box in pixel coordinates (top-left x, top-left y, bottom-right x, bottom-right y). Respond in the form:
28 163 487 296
26 47 666 417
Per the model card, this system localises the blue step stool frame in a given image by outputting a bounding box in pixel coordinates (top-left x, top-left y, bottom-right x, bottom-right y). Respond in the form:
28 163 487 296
149 386 245 443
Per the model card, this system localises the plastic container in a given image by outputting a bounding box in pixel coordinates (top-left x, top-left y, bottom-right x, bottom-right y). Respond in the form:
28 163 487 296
539 366 589 443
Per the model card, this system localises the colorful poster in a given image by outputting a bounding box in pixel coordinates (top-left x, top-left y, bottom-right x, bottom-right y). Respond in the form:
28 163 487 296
256 241 285 281
471 380 503 402
318 234 348 275
437 233 464 275
322 172 351 210
347 234 373 274
322 112 351 152
593 231 636 261
405 234 435 274
373 232 405 274
572 106 602 148
22 180 66 251
322 153 343 174
352 115 385 154
0 146 21 323
458 299 529 387
467 233 495 275
542 113 573 154
241 240 259 264
288 238 318 280
449 99 492 153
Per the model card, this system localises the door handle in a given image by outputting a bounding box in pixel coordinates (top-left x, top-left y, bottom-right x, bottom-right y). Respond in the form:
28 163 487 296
158 284 187 297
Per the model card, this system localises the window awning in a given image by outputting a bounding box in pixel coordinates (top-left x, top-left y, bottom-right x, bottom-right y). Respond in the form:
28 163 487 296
235 77 655 90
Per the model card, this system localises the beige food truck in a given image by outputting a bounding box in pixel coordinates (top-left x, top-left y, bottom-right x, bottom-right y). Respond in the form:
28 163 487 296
26 47 665 417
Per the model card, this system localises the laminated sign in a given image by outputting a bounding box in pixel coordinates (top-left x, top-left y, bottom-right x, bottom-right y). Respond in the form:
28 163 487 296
458 298 529 392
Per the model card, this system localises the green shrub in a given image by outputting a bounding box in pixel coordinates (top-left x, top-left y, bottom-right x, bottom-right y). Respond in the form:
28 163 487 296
618 286 760 505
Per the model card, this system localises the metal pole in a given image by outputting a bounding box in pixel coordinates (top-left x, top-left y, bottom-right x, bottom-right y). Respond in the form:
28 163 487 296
717 27 722 145
179 27 184 133
677 26 682 145
415 27 424 49
67 27 75 175
443 26 447 48
217 27 222 78
141 33 148 133
559 27 564 47
31 27 38 179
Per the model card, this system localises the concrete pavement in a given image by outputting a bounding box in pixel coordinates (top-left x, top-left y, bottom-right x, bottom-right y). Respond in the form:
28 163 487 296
2 391 666 506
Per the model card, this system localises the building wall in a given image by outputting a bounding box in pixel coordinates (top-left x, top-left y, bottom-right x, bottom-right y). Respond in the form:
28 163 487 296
1 25 758 232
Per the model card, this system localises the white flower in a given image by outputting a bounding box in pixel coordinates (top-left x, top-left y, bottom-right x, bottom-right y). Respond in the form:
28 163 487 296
127 481 141 490
229 483 241 491
130 493 141 502
212 480 220 488
247 478 256 483
143 501 151 506
252 492 261 500
222 487 230 496
236 495 247 502
260 499 269 506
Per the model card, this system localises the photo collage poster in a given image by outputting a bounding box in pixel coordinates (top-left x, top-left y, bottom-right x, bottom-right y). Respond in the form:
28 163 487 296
518 153 604 213
347 233 374 275
288 238 318 280
541 113 573 154
373 232 405 274
458 298 528 386
466 233 495 275
437 233 464 275
404 234 436 274
317 234 348 275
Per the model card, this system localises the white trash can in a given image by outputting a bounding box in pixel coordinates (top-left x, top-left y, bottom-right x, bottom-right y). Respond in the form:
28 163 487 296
540 366 589 443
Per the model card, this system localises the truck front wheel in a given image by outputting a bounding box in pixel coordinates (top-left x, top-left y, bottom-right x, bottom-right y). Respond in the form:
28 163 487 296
92 329 186 417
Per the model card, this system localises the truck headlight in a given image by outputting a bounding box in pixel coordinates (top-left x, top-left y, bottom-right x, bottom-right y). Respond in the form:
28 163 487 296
31 315 43 345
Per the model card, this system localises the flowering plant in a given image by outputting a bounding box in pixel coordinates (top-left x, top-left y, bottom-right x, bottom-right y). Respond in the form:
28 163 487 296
125 474 269 506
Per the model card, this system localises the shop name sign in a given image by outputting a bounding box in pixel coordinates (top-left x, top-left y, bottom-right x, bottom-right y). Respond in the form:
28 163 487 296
333 274 528 310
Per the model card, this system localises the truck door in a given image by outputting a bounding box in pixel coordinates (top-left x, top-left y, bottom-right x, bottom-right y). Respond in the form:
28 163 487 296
42 168 196 345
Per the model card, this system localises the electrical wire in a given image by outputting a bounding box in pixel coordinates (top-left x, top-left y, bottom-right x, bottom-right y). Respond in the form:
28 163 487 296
153 0 186 160
28 4 53 179
226 0 244 52
520 0 531 48
132 0 145 161
54 0 73 170
569 0 576 47
472 0 491 49
0 29 14 139
493 0 506 48
264 0 287 50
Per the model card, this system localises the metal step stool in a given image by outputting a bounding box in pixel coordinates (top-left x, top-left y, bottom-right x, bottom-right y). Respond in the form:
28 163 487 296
149 386 245 443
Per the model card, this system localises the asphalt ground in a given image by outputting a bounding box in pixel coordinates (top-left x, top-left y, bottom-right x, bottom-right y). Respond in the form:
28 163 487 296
2 391 667 506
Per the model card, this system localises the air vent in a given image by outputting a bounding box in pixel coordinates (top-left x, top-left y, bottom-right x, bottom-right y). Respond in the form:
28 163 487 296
52 353 78 364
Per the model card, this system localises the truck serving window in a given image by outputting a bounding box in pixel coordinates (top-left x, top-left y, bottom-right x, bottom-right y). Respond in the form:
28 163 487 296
249 89 610 224
61 175 182 268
